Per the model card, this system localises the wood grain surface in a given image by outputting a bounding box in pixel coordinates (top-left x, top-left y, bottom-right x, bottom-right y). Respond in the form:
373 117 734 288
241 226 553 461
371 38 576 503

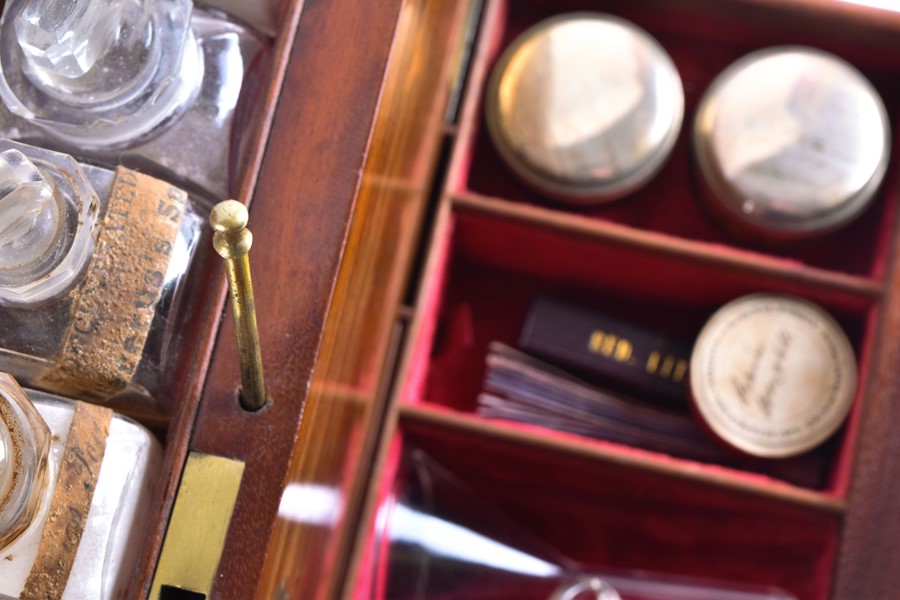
254 2 475 598
833 230 900 598
134 1 900 598
129 0 304 594
187 0 405 596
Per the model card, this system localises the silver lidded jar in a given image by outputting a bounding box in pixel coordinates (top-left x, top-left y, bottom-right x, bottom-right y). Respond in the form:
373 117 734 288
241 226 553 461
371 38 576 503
484 12 684 204
693 46 890 241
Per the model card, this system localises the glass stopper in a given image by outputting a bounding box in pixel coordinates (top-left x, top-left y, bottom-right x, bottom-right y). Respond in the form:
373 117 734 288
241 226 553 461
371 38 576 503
14 0 156 102
0 148 59 272
0 373 51 552
0 140 99 304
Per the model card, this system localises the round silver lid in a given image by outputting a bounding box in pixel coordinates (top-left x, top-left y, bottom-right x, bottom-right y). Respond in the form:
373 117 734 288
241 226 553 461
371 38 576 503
690 294 857 458
694 47 890 240
485 13 684 204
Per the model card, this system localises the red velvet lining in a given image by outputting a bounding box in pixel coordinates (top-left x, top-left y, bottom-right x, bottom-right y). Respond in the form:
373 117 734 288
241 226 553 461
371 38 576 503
403 209 878 497
453 0 900 278
357 423 839 600
377 2 899 598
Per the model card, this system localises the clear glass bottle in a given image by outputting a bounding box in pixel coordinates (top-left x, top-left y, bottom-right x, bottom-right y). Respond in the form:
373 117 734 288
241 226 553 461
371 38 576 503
0 373 162 599
376 450 798 600
0 138 203 421
0 0 267 201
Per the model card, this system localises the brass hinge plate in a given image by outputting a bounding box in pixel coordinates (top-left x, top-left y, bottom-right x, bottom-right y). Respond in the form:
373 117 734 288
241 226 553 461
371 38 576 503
149 452 245 599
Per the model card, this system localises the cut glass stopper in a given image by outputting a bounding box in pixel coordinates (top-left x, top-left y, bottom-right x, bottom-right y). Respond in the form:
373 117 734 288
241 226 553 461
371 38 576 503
14 0 155 101
0 140 98 304
0 148 58 271
0 373 50 552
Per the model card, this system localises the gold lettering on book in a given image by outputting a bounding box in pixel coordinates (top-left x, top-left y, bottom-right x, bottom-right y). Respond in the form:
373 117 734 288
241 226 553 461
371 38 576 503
646 351 687 382
588 330 633 362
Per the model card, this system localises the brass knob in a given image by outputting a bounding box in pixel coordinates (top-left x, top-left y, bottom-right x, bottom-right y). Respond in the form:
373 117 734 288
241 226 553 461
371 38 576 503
210 200 267 411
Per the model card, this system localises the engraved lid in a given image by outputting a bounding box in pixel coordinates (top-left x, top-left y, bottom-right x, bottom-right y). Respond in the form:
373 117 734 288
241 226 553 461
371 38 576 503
0 373 50 551
693 47 889 240
484 13 684 204
689 294 857 458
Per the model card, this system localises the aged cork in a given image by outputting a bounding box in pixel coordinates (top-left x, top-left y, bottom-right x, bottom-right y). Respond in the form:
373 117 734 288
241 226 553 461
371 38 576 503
40 167 187 398
20 402 112 599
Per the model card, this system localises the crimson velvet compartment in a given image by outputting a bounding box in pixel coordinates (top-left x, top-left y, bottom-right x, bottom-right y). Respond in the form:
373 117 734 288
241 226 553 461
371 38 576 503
377 424 838 600
349 1 900 599
405 210 876 496
455 0 900 278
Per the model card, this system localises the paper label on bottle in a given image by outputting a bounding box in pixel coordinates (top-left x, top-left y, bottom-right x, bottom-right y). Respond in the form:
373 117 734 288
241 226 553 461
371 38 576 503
20 401 112 599
39 166 187 398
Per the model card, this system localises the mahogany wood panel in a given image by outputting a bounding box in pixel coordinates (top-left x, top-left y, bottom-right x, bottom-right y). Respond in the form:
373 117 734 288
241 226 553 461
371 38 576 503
833 234 900 597
187 0 405 597
131 0 306 594
255 2 476 598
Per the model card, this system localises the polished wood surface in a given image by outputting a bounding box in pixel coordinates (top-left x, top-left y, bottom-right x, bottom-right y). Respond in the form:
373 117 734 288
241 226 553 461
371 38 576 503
834 239 900 598
130 1 900 598
255 2 476 597
185 0 408 596
130 0 304 595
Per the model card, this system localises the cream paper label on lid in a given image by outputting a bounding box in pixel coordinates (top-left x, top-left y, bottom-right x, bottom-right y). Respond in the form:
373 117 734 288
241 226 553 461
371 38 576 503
689 295 857 458
39 167 186 399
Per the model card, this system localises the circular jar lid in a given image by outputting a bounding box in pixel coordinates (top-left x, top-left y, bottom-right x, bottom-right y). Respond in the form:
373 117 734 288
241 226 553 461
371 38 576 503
693 46 890 240
484 12 684 204
689 294 857 458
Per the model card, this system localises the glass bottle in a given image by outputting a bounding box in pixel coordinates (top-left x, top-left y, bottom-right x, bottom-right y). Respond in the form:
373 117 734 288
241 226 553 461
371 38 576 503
0 0 267 201
0 138 203 422
375 449 798 600
0 373 162 599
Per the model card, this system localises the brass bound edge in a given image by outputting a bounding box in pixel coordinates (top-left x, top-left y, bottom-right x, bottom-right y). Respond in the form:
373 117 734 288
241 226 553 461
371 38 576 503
149 452 246 599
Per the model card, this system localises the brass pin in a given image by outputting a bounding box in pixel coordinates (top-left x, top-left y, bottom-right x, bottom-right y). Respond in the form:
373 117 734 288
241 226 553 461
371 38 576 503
210 200 267 411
